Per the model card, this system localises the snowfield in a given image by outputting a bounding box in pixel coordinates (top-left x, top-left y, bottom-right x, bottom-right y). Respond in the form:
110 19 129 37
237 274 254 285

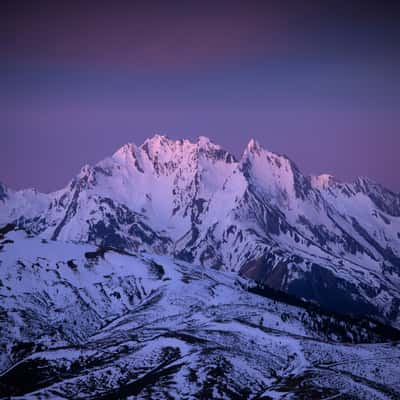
0 228 399 399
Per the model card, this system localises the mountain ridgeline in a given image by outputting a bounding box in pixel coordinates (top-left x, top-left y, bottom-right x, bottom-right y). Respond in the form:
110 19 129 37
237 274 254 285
1 135 399 327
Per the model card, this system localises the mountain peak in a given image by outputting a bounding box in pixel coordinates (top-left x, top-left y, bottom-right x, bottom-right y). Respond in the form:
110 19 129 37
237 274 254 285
196 135 213 147
143 133 173 148
242 139 291 168
113 142 135 157
245 138 262 153
310 174 339 190
354 176 379 190
144 134 217 150
79 164 92 176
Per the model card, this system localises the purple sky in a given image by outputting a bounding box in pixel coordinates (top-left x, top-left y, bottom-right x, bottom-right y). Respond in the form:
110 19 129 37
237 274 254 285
1 1 399 193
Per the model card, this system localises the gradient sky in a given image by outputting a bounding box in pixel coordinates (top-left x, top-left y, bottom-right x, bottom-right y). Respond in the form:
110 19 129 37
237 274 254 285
1 0 399 193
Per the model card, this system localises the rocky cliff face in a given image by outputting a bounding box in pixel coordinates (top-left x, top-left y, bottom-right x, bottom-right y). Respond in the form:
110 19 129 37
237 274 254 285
1 135 399 326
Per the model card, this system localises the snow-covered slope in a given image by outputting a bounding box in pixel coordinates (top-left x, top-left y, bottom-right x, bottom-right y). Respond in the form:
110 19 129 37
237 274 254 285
1 135 399 327
1 228 399 399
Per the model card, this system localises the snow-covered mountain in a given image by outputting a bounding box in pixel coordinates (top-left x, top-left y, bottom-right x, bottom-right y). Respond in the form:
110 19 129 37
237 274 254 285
1 135 399 327
1 227 399 399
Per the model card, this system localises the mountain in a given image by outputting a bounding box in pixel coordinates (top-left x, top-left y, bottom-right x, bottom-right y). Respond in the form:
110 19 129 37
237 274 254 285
1 135 399 328
1 227 399 399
